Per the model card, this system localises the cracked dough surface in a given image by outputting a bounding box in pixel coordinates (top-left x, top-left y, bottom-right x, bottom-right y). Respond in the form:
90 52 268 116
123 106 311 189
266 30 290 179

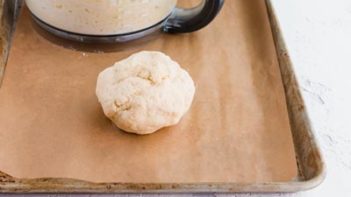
96 51 195 135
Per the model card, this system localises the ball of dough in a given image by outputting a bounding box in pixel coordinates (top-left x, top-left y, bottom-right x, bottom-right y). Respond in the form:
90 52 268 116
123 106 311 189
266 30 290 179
96 51 195 135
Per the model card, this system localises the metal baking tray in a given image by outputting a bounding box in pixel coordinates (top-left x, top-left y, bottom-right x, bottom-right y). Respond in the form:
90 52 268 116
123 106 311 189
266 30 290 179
0 0 325 193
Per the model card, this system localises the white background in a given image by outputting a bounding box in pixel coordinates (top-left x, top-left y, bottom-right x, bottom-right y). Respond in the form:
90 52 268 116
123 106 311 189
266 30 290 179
2 0 351 196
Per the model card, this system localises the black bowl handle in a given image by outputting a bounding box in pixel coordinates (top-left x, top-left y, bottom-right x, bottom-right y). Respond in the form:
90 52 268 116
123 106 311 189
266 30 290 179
163 0 224 33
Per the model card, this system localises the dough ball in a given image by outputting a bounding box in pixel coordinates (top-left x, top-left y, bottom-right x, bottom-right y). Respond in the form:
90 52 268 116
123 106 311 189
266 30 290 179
96 51 195 135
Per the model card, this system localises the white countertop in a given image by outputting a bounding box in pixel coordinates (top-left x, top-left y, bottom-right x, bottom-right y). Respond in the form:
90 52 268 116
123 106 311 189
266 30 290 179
2 0 350 196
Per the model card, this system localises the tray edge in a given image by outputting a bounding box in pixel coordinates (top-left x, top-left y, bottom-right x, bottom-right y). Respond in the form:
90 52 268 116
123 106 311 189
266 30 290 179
266 0 326 191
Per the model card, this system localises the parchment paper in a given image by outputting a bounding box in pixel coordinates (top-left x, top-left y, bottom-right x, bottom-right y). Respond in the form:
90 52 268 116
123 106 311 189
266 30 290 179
0 0 298 183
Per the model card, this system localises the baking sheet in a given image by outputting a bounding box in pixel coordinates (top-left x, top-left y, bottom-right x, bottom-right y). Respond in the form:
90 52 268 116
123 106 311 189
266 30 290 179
0 0 298 183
